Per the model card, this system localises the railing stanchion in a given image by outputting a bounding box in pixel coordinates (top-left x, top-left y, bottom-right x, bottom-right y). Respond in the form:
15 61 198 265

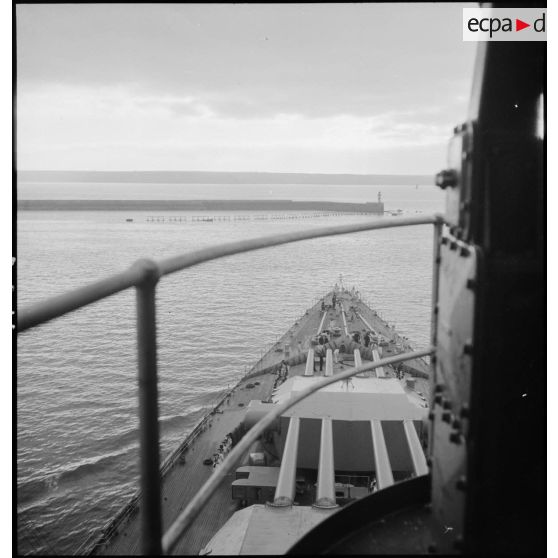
135 259 163 555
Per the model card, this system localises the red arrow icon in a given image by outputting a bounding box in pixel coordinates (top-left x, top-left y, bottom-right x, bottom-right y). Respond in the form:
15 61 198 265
516 19 530 31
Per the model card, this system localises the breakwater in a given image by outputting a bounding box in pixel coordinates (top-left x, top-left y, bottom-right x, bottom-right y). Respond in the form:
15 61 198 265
17 199 385 214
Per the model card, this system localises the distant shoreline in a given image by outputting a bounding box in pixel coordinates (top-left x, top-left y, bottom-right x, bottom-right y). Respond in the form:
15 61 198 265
18 170 433 186
17 199 385 213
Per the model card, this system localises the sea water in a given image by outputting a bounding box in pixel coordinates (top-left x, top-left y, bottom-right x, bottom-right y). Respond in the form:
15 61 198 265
16 183 443 554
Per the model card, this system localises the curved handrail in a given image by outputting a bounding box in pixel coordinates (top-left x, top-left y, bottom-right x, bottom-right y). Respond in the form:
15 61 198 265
17 213 442 555
162 347 434 554
17 215 441 332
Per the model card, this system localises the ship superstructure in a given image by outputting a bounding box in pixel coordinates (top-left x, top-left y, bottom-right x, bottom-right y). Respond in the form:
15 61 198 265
203 292 429 554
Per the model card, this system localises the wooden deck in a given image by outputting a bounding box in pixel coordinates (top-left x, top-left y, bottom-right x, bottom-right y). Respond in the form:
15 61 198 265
96 373 278 555
94 290 430 555
95 300 323 556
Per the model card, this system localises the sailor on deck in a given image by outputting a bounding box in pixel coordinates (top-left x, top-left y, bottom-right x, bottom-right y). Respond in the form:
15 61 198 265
333 348 340 363
315 344 325 372
279 359 289 379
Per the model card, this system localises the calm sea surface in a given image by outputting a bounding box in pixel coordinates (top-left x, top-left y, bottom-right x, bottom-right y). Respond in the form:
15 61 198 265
17 184 443 554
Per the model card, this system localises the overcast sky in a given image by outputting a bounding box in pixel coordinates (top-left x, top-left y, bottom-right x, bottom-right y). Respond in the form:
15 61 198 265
16 3 477 174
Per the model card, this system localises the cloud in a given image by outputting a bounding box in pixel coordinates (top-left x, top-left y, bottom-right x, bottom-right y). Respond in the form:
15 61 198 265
134 96 214 118
17 4 477 120
15 3 476 172
17 83 453 173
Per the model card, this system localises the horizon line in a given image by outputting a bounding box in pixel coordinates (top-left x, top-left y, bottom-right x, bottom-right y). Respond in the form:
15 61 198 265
19 170 433 176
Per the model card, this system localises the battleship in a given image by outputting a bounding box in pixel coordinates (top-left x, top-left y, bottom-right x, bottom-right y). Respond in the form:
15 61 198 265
80 283 431 555
16 21 545 557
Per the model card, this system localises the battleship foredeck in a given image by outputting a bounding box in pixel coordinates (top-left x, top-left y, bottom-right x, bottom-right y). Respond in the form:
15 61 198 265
92 287 430 555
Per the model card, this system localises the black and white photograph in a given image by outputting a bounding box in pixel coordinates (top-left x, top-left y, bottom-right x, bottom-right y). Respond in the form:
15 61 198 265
15 2 546 555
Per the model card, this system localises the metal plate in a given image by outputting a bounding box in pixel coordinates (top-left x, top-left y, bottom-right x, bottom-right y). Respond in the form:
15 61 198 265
444 122 474 238
444 133 463 228
429 232 477 554
436 236 476 404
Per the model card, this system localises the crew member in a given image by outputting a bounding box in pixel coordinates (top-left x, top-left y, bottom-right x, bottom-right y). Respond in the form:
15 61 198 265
333 348 340 363
318 344 325 372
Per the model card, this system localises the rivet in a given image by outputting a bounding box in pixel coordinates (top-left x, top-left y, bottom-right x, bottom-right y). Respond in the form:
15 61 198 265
442 410 451 423
449 431 462 444
466 279 476 290
443 399 452 410
460 404 470 419
441 237 448 245
456 476 467 491
449 241 458 251
434 393 443 405
452 418 462 429
427 542 438 554
460 246 470 257
435 384 444 393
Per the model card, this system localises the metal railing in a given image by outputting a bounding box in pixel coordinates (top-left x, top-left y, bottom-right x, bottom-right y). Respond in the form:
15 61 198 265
17 214 442 555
